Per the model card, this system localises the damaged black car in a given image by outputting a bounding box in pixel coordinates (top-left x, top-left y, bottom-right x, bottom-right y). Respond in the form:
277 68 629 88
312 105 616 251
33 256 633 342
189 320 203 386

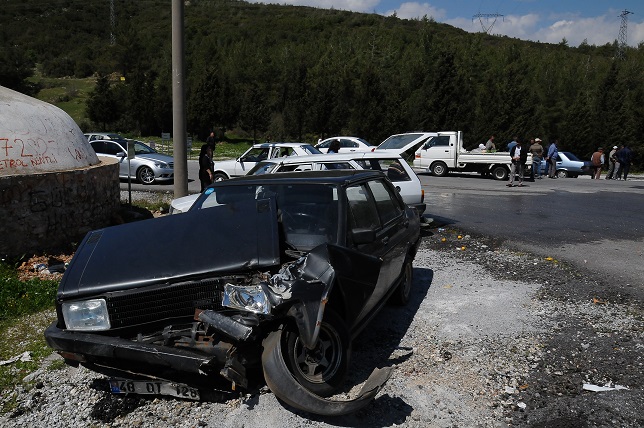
45 170 421 416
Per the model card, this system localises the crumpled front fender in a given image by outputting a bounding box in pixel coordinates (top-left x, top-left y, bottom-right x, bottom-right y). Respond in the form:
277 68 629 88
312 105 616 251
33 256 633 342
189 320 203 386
261 328 392 416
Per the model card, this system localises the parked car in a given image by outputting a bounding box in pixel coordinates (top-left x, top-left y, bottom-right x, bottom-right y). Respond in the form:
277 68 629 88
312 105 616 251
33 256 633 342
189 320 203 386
374 132 438 163
45 170 421 416
539 151 592 178
171 152 426 216
315 137 374 153
212 142 321 181
87 134 174 184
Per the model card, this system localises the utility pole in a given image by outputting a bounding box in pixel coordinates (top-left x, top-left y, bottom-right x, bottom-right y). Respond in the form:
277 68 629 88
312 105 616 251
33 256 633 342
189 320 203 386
110 0 115 45
172 0 188 198
617 10 633 60
472 13 504 34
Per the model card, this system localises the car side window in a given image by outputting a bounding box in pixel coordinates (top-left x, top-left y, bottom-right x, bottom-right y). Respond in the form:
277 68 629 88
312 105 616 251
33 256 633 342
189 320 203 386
104 142 124 156
346 184 381 230
367 180 403 225
90 141 105 153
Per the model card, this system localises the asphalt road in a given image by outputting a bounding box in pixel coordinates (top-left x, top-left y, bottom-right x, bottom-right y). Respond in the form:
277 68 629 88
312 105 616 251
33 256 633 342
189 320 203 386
419 171 644 288
120 163 644 287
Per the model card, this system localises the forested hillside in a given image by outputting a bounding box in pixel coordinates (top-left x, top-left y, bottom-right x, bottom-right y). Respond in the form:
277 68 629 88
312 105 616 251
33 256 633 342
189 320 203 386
1 0 642 165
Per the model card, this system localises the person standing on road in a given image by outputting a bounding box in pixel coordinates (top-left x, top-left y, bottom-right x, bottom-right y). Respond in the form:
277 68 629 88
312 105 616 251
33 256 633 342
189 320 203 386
485 135 496 152
529 138 544 180
507 139 524 187
546 139 559 178
507 136 518 152
615 144 633 180
198 144 214 192
591 147 605 180
606 146 619 179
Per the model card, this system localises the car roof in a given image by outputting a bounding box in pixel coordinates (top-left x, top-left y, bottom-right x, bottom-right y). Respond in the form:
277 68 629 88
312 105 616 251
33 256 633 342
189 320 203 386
211 169 384 187
257 152 403 165
251 142 313 148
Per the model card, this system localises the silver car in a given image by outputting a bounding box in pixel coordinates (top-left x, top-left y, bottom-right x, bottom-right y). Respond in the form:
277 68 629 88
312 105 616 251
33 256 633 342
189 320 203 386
86 133 174 184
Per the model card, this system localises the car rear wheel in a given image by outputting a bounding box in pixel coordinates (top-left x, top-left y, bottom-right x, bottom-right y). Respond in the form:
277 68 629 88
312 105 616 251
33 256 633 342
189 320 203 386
430 162 448 177
557 170 569 178
391 260 413 306
280 308 350 397
137 166 155 184
492 166 508 181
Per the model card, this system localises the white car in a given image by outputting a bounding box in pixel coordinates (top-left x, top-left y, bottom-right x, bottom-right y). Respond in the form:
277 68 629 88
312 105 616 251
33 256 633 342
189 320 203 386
212 142 321 181
375 132 438 163
171 152 426 216
315 137 374 153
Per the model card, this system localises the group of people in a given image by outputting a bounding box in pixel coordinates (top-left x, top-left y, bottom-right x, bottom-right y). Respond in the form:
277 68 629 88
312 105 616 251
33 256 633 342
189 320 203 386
505 136 559 187
596 145 634 180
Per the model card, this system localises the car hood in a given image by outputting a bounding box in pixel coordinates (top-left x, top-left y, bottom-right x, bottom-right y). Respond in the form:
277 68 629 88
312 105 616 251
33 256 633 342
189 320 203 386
138 152 174 163
58 199 280 299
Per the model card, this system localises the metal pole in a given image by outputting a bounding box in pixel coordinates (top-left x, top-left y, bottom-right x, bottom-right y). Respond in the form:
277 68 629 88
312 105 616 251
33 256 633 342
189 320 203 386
172 0 188 198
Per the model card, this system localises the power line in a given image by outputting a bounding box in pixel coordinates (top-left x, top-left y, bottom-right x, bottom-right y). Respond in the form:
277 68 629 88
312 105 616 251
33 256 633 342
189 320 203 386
472 13 505 34
616 10 633 60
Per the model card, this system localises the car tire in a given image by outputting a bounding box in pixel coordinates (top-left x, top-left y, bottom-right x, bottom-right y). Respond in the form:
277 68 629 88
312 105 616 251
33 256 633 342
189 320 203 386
430 162 449 177
213 172 228 182
391 260 413 306
492 166 509 181
280 308 350 397
136 166 155 184
557 170 569 178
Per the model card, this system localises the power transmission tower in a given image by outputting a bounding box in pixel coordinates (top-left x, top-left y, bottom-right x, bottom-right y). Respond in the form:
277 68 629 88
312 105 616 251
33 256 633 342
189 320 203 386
110 0 116 45
473 13 504 34
617 10 633 60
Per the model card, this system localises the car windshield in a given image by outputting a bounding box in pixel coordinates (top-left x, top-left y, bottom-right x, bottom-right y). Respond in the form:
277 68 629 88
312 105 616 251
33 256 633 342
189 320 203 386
194 183 340 250
301 145 322 155
248 161 279 175
130 141 157 155
355 158 411 182
561 152 579 161
378 134 424 150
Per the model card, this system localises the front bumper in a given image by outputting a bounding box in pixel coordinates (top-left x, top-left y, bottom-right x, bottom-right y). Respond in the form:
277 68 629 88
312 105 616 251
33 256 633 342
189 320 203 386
44 323 228 380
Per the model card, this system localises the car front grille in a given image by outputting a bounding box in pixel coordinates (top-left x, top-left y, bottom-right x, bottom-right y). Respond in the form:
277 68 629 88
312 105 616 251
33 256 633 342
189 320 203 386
105 278 224 329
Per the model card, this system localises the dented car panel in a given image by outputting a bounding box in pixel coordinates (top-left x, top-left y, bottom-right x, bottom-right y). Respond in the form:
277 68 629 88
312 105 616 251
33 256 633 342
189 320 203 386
45 170 421 416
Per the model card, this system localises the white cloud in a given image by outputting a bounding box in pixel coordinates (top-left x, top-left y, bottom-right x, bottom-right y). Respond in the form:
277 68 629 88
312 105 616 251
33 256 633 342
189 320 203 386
383 2 446 20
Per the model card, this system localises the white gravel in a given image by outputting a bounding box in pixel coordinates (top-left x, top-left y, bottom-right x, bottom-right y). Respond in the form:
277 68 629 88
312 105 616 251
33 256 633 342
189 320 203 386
1 231 641 427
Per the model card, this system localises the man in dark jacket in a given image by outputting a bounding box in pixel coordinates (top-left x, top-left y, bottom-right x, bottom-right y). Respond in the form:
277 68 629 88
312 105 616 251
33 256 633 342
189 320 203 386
615 145 633 180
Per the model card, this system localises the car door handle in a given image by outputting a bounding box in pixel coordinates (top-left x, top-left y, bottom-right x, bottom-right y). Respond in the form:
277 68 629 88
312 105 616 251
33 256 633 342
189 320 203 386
382 236 389 245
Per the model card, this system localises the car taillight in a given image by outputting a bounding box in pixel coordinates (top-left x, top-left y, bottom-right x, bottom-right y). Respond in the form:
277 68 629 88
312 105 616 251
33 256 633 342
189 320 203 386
421 189 424 202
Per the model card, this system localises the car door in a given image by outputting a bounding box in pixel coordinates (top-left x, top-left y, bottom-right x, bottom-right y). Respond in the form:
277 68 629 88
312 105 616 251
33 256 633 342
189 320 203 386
415 135 451 169
344 179 407 328
91 140 129 177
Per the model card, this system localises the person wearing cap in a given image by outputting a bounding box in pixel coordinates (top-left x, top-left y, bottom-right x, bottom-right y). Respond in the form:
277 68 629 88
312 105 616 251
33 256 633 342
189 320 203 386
529 138 544 179
606 145 619 179
591 147 604 179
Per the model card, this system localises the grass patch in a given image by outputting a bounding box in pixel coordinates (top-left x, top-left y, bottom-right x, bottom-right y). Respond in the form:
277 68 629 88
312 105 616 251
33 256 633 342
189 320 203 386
27 75 95 125
0 262 58 321
0 261 59 398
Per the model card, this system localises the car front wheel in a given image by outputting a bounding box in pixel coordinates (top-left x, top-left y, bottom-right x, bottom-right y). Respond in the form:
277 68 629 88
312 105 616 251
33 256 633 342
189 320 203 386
280 308 350 397
137 166 155 184
213 172 228 182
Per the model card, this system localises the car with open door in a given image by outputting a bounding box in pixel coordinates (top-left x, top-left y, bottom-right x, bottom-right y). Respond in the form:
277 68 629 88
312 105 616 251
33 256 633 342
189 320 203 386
45 170 421 416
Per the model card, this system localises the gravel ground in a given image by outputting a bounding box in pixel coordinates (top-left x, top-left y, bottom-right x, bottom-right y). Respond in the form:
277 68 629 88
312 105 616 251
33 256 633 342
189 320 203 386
1 226 642 427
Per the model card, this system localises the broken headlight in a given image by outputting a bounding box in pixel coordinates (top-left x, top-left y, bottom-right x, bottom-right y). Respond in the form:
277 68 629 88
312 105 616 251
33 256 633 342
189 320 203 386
223 283 271 315
62 299 111 331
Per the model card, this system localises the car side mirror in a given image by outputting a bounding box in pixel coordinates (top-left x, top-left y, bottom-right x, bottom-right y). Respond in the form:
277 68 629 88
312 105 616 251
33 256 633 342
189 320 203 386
351 228 376 245
116 151 127 158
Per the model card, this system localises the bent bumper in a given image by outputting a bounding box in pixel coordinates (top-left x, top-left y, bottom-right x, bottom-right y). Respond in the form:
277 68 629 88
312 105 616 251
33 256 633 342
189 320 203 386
44 323 224 377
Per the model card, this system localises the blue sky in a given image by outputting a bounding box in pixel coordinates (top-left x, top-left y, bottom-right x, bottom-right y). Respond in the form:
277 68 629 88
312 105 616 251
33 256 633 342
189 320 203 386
250 0 644 47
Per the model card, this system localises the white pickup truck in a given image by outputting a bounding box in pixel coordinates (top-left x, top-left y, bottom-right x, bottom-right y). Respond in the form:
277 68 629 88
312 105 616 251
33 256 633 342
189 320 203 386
412 131 531 180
